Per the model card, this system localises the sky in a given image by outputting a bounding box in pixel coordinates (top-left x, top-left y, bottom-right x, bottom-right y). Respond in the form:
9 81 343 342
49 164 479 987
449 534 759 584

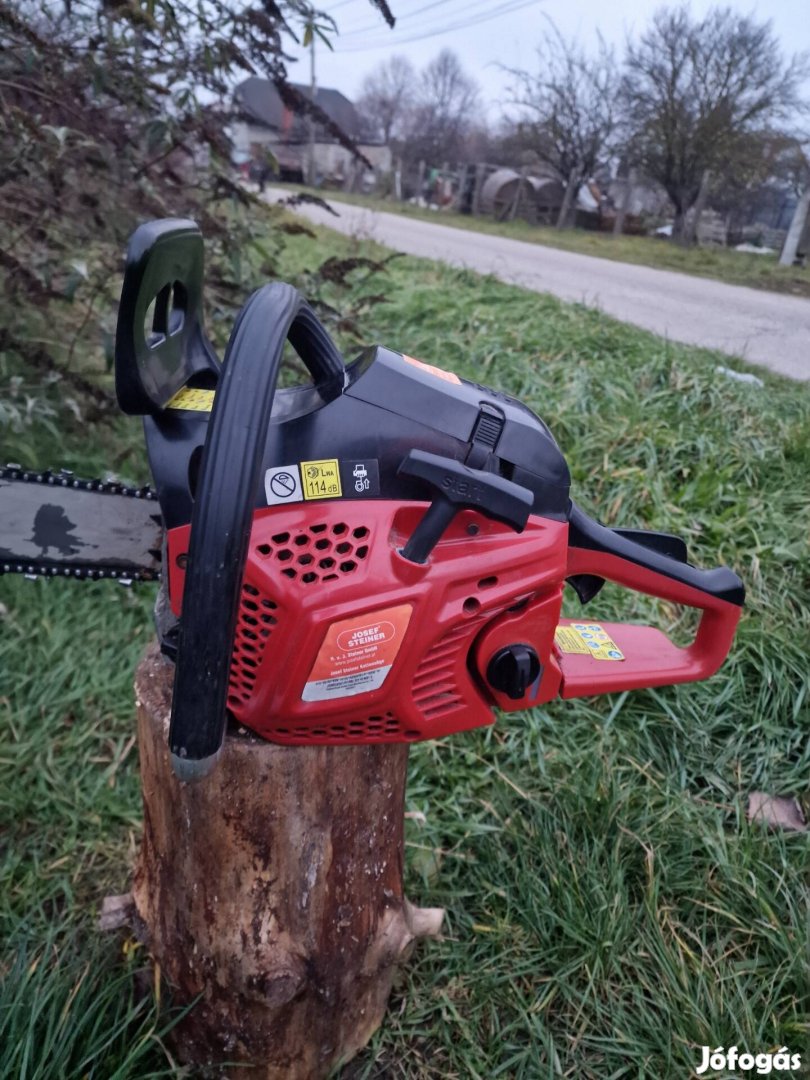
283 0 810 120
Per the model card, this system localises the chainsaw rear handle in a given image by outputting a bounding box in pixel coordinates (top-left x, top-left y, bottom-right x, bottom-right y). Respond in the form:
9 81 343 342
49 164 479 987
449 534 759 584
115 218 344 415
168 284 344 780
115 218 221 415
565 502 744 687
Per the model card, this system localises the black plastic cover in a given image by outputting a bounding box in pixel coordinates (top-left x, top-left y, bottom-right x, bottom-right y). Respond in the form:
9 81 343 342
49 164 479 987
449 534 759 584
115 219 219 415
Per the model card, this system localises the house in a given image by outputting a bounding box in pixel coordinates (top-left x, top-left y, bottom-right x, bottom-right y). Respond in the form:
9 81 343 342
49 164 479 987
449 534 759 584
232 77 391 184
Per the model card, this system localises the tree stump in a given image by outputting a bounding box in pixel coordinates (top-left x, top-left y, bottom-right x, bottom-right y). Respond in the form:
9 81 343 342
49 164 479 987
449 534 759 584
129 643 444 1078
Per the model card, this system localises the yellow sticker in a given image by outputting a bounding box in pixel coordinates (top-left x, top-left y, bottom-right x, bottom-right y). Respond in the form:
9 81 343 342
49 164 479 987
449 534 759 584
166 387 216 412
301 459 342 500
554 623 624 661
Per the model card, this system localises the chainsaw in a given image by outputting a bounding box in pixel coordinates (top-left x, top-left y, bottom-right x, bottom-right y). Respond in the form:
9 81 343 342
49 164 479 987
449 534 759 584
1 219 745 781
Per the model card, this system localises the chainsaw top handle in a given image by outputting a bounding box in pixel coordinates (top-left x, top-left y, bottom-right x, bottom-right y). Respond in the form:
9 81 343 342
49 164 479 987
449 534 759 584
168 283 345 780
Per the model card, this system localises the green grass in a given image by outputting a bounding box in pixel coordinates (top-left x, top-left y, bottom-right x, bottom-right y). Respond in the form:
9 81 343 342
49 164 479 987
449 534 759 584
2 223 810 1078
0 928 181 1080
289 184 810 301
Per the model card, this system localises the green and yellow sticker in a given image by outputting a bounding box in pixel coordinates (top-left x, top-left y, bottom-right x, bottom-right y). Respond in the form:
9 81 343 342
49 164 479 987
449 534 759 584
166 387 216 412
555 623 624 661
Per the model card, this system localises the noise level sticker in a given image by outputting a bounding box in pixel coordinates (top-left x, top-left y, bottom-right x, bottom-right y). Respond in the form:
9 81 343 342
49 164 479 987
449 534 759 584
166 387 216 412
554 623 624 661
301 459 342 500
303 604 413 702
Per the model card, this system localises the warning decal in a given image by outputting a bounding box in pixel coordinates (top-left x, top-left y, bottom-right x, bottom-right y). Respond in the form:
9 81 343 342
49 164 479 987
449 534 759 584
401 354 461 385
166 387 215 412
301 459 343 500
554 623 624 661
303 604 413 702
265 464 303 506
339 459 380 498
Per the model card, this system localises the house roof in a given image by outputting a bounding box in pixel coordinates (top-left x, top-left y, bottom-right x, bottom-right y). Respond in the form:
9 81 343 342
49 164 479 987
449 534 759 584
234 77 362 141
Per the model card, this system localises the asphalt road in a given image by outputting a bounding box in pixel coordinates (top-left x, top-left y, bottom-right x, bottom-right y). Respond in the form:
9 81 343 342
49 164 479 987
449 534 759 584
266 189 810 382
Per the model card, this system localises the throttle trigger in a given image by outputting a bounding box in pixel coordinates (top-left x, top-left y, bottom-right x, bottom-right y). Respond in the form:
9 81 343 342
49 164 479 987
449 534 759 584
566 573 606 604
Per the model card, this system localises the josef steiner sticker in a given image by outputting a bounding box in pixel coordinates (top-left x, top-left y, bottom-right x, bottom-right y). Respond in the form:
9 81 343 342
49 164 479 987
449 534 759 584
264 465 303 506
303 603 413 702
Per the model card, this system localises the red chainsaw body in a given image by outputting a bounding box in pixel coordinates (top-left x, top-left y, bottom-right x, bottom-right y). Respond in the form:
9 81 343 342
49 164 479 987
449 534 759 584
168 501 566 744
167 499 742 746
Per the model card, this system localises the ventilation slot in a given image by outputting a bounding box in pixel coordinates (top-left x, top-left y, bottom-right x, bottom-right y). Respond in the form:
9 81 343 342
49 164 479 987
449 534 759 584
254 523 370 584
272 712 420 743
227 583 279 709
412 617 485 721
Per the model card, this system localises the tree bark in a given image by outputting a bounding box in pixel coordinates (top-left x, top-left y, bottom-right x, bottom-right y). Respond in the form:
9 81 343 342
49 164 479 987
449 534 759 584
130 643 443 1079
509 167 527 221
471 163 485 216
556 168 579 229
671 203 687 243
613 166 636 236
416 159 426 203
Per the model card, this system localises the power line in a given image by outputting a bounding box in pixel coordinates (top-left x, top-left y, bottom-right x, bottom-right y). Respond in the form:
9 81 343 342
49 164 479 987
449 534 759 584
338 0 486 37
335 0 540 52
339 0 537 41
323 0 403 22
337 0 462 36
324 0 366 12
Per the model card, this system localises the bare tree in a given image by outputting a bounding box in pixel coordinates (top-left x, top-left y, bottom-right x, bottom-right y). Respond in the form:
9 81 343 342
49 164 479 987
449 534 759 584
357 54 416 144
622 5 809 239
407 49 480 165
505 30 620 228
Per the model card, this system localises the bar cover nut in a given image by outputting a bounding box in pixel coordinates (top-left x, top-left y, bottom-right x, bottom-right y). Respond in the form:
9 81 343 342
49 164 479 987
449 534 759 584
486 644 542 700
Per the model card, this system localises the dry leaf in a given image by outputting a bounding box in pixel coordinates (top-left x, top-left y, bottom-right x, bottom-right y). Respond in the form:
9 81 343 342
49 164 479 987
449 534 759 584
747 792 807 832
98 893 136 931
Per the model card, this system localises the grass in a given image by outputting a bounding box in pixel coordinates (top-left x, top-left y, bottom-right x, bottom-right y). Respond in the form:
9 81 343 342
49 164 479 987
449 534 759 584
0 928 181 1079
2 221 810 1078
287 184 810 301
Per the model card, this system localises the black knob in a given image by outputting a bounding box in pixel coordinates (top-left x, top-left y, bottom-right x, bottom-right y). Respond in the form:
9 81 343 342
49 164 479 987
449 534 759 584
486 644 542 700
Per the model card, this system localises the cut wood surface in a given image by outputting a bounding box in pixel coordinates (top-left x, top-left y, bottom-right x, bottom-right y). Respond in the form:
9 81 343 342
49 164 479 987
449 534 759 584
131 643 443 1078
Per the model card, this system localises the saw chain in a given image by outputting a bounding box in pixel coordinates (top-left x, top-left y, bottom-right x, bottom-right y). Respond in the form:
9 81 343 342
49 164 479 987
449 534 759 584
0 464 160 583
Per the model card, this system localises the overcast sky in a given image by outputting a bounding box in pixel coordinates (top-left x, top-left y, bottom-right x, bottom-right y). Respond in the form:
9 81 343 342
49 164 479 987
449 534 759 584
283 0 810 120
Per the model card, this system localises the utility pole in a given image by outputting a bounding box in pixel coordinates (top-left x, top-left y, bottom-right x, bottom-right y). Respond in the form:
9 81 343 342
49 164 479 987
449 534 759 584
308 22 316 188
779 185 810 266
685 169 712 246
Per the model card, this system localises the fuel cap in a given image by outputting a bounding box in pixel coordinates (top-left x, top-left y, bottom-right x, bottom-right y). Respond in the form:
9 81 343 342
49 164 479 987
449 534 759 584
486 644 542 700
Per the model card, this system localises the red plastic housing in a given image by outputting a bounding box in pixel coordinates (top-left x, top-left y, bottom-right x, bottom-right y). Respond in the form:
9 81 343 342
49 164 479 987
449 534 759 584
167 501 742 746
167 501 568 745
555 546 741 697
